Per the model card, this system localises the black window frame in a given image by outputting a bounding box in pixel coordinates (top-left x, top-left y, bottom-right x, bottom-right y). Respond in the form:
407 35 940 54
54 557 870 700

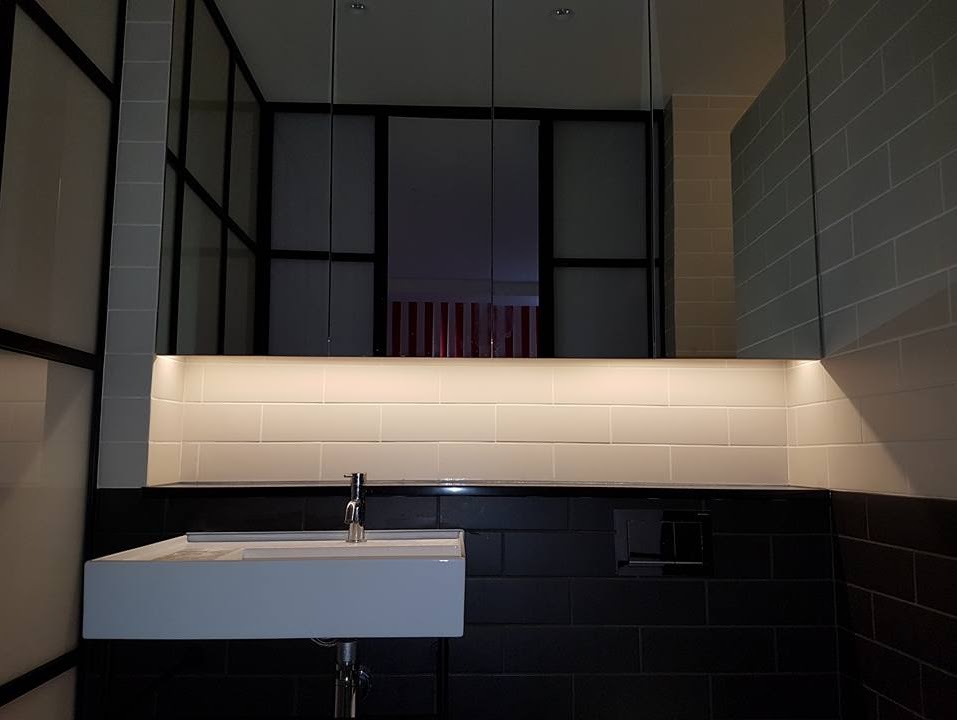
161 0 265 356
0 0 127 710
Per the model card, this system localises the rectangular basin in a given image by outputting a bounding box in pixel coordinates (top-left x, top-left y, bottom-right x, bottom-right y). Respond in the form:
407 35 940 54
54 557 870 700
83 530 465 640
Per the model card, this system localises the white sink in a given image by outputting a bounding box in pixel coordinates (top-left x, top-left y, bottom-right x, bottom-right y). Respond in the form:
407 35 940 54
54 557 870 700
82 530 465 640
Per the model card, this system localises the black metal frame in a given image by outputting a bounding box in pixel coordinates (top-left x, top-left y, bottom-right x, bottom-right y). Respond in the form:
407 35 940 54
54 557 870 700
164 0 265 355
534 111 665 358
0 0 125 711
0 651 79 707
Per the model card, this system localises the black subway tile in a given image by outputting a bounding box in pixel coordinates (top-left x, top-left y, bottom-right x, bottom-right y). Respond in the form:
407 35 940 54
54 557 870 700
772 535 834 578
359 638 437 675
226 639 336 675
503 532 615 576
712 675 838 719
111 640 227 676
359 674 435 717
839 632 922 713
917 552 957 617
839 673 878 720
94 489 167 533
877 697 924 720
81 675 159 720
157 677 296 718
294 674 336 717
574 675 710 720
836 584 874 637
303 496 346 529
449 626 502 673
836 537 915 600
439 496 567 530
707 496 830 533
775 627 837 672
165 496 305 533
712 674 838 720
503 627 638 673
867 494 957 557
464 532 501 576
922 665 957 720
364 496 438 529
708 581 835 626
642 628 774 672
464 578 570 624
711 534 772 578
571 579 706 625
874 595 957 675
831 492 868 538
450 675 572 720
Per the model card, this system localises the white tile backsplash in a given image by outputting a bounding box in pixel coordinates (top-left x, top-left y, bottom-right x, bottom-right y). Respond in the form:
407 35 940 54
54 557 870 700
150 357 792 486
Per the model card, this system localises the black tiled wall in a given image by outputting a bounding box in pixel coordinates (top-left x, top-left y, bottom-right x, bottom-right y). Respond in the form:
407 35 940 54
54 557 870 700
84 488 838 719
831 493 957 720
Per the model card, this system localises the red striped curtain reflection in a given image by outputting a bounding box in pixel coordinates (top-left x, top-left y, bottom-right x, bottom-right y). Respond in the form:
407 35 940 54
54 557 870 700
388 302 540 358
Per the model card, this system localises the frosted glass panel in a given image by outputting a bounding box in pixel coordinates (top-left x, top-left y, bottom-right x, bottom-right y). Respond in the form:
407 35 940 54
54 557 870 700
331 115 375 254
0 669 76 720
177 190 220 354
225 234 256 354
270 260 329 355
388 117 492 304
0 353 91 683
492 119 538 307
554 267 648 357
229 71 260 239
37 0 118 78
273 113 373 252
272 113 331 251
156 166 178 354
167 0 187 152
186 1 229 202
553 121 647 260
330 262 374 356
0 10 111 352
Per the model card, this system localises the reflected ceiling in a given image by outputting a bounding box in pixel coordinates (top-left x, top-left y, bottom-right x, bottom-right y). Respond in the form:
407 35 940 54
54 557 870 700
216 0 786 107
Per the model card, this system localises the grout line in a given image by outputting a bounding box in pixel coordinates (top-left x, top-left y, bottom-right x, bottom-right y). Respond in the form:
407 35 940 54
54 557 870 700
806 0 927 101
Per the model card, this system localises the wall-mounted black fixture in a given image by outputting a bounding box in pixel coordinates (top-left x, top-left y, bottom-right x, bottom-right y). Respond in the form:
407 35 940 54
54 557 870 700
614 509 711 576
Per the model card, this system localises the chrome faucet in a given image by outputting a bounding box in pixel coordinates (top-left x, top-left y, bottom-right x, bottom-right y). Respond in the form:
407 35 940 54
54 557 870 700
343 473 366 543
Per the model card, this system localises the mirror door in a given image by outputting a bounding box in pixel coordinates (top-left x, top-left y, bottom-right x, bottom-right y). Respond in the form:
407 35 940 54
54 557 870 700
154 0 823 359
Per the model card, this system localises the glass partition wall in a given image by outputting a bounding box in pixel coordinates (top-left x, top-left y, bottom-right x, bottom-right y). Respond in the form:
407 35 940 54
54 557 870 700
0 0 123 714
159 0 263 355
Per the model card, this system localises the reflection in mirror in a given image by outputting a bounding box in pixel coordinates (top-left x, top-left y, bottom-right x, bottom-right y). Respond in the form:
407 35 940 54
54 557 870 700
493 0 656 358
157 0 269 354
154 0 822 359
652 0 821 358
157 0 330 355
332 0 494 357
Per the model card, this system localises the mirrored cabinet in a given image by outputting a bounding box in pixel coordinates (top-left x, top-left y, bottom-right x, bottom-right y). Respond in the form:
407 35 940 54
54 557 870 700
157 0 823 359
